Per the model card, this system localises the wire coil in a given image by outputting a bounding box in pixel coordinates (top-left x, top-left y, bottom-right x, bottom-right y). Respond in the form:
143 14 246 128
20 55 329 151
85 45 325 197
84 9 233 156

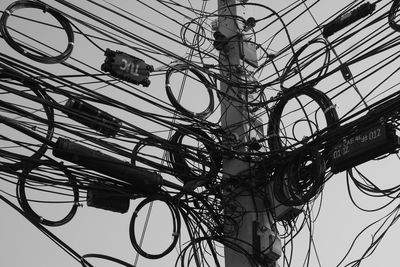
16 160 79 227
168 126 222 186
267 86 339 152
165 64 215 120
280 38 330 89
389 0 400 32
129 197 181 259
0 0 74 64
273 148 326 206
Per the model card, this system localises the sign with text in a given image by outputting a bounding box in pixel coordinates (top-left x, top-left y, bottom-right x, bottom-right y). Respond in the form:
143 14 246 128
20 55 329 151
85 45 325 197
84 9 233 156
101 49 153 87
331 123 399 173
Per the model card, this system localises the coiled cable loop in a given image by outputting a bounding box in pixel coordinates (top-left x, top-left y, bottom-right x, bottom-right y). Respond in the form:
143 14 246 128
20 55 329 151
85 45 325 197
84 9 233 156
0 0 74 63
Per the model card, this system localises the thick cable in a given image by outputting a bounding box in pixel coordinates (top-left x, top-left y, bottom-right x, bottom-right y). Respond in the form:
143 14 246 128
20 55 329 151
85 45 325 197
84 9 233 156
267 86 339 152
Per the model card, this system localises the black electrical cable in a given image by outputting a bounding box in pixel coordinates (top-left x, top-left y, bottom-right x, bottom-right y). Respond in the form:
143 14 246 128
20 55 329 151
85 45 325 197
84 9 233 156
280 38 330 89
322 2 376 38
0 52 196 150
131 138 162 166
0 193 93 266
267 86 339 152
0 0 75 64
16 160 79 227
274 148 326 206
165 64 215 120
2 1 400 266
57 0 198 69
180 19 206 48
80 254 136 267
168 126 222 186
129 196 181 259
130 137 178 176
345 167 400 212
0 67 55 167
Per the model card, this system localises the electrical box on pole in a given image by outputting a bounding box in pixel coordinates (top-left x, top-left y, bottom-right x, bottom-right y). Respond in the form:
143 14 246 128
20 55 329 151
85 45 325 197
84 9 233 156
217 1 281 266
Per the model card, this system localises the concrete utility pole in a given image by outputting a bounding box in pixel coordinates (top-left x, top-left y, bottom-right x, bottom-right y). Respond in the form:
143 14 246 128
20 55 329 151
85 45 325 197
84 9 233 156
217 1 282 267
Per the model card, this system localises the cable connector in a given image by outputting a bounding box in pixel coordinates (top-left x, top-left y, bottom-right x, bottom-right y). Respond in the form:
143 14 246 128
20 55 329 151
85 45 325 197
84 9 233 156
322 2 376 37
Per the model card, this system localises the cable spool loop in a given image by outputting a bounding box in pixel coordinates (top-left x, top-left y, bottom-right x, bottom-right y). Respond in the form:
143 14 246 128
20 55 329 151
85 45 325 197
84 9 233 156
129 197 181 259
16 160 79 227
267 86 339 153
180 20 206 48
0 0 75 64
168 126 222 186
274 148 326 206
165 64 215 120
280 38 330 89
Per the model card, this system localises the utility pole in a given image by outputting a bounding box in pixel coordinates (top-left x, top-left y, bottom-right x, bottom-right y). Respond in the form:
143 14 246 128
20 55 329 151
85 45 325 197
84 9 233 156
217 1 282 267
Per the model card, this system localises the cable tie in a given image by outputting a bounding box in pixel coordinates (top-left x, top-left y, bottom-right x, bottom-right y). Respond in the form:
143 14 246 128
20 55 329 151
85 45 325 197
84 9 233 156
68 42 75 46
5 10 11 15
39 216 44 222
172 232 179 237
166 83 170 87
132 211 138 217
323 104 336 114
